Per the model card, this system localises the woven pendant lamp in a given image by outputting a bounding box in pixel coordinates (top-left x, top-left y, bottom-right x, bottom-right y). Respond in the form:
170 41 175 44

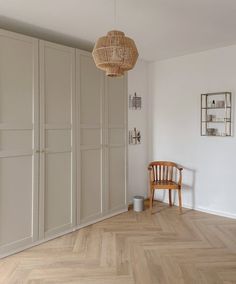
92 1 138 77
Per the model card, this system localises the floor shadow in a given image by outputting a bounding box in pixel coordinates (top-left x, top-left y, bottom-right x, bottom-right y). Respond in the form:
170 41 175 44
175 165 197 209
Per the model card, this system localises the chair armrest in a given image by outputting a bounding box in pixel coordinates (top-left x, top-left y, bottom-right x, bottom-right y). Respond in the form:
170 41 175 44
148 165 154 182
177 167 183 186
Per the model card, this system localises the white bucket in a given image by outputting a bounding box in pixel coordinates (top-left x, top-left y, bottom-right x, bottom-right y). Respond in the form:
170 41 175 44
133 196 144 212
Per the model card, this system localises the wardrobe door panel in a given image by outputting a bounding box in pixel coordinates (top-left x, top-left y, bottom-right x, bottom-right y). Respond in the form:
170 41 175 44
109 129 125 145
0 130 32 151
105 76 127 213
0 157 32 245
44 47 72 124
76 51 104 224
108 147 126 209
0 30 39 256
80 129 100 146
80 149 102 220
39 41 76 238
108 78 125 126
79 54 101 125
44 153 71 232
0 35 34 123
46 129 71 151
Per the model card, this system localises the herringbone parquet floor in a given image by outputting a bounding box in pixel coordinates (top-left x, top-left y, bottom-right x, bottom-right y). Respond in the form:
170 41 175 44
1 202 236 284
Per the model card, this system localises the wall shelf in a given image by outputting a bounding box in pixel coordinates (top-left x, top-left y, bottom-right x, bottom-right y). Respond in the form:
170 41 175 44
201 92 232 137
202 106 231 110
202 121 231 123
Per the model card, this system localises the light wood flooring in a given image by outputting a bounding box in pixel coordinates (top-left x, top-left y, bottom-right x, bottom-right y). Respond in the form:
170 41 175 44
1 202 236 284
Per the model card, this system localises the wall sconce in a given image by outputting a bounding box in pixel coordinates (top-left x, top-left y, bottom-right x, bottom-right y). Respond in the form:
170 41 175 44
129 127 141 145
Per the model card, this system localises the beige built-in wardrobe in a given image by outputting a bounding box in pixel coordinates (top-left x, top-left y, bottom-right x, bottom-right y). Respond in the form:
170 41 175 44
0 29 127 258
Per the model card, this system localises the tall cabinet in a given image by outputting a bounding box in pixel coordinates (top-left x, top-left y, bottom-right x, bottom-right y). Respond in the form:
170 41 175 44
76 50 104 224
77 50 127 225
105 76 127 214
0 29 127 258
39 41 76 239
0 30 39 254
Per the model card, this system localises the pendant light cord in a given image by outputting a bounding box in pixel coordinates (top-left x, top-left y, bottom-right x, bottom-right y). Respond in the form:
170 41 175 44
114 0 117 30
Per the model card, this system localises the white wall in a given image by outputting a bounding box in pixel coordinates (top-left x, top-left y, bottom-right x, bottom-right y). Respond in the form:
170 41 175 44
128 59 149 202
148 45 236 218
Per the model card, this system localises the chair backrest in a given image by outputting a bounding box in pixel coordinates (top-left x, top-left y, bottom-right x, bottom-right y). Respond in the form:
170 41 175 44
148 161 178 182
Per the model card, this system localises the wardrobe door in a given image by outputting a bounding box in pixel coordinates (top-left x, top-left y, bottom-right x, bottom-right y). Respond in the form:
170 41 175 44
0 30 39 256
76 50 104 224
39 41 76 239
105 76 128 214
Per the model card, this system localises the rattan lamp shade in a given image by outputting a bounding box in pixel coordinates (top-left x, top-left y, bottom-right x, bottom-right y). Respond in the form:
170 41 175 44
92 30 139 77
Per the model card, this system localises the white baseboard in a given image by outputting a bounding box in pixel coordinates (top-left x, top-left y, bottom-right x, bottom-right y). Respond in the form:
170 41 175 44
182 203 236 220
155 198 236 220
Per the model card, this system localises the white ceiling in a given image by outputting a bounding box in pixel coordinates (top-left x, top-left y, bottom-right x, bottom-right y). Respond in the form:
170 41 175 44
0 0 236 61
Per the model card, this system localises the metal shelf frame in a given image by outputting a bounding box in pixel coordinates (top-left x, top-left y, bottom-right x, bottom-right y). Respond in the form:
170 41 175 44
201 92 232 137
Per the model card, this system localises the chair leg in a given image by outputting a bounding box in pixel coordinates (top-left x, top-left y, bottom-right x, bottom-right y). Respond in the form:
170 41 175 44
168 189 172 207
178 189 182 213
149 188 154 213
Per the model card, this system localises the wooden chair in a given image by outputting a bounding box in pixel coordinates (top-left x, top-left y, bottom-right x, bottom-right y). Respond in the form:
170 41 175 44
148 161 183 213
